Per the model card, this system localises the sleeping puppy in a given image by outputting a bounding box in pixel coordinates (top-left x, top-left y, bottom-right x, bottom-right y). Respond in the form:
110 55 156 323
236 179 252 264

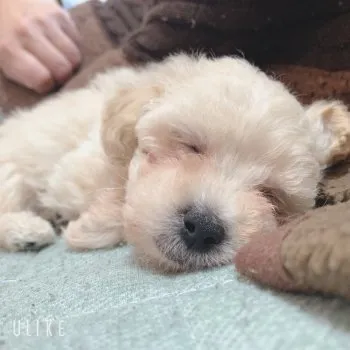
0 54 349 271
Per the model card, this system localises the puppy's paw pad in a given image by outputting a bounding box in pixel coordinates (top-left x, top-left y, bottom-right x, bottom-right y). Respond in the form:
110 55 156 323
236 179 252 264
8 226 56 252
0 212 56 252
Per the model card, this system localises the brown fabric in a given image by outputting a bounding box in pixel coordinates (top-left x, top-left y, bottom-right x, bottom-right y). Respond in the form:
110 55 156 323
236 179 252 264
94 0 350 106
267 65 350 107
281 201 350 300
94 0 350 69
316 162 350 206
0 72 41 115
94 0 151 45
62 49 129 91
235 203 350 301
234 220 308 293
69 1 115 68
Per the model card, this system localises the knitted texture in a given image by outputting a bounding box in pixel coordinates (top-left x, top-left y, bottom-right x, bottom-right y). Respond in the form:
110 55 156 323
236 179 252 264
282 202 350 300
93 0 350 69
2 241 350 350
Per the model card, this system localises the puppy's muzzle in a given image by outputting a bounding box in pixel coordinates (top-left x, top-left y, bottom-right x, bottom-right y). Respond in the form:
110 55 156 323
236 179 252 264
180 207 226 252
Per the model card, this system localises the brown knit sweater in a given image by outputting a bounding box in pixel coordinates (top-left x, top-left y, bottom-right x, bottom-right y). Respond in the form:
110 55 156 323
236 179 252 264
94 0 350 70
93 0 350 106
1 0 350 112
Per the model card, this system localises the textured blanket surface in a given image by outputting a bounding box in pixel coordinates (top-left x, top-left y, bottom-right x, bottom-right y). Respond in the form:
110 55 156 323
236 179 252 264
1 240 350 350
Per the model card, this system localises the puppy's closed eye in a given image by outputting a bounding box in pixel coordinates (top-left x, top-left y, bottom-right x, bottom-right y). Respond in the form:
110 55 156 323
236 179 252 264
182 143 202 154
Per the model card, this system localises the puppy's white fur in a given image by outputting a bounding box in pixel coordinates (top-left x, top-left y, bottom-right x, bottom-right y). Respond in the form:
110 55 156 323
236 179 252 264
0 54 348 270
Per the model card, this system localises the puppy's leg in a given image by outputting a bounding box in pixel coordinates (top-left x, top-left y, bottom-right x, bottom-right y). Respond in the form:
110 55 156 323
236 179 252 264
0 212 55 252
39 136 109 222
0 164 55 251
63 190 124 250
306 100 350 166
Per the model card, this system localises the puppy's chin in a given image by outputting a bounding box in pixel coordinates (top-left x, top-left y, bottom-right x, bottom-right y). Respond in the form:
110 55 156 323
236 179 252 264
130 247 232 274
122 160 279 272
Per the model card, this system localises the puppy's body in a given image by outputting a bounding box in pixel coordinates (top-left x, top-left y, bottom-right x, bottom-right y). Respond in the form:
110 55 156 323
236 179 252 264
0 55 348 270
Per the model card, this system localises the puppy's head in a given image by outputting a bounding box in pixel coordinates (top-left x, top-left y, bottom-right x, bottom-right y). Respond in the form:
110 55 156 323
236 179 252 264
102 55 321 271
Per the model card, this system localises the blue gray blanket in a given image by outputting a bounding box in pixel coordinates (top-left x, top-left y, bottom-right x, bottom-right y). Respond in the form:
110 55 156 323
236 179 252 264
1 239 350 350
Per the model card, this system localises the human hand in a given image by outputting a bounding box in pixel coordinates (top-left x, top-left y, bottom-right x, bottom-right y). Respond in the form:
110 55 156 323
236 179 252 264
0 0 81 93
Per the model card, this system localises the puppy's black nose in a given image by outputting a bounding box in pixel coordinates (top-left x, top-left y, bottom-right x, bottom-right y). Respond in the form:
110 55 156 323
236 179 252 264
180 207 225 252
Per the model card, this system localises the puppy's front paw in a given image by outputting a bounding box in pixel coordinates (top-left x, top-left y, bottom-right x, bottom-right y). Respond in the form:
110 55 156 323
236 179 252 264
0 212 56 252
64 215 124 251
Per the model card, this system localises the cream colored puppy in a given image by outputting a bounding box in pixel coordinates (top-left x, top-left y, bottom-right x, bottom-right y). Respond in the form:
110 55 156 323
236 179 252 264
0 54 349 271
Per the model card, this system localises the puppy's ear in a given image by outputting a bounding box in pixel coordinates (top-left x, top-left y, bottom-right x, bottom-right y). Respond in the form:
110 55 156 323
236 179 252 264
306 100 350 166
101 85 163 166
